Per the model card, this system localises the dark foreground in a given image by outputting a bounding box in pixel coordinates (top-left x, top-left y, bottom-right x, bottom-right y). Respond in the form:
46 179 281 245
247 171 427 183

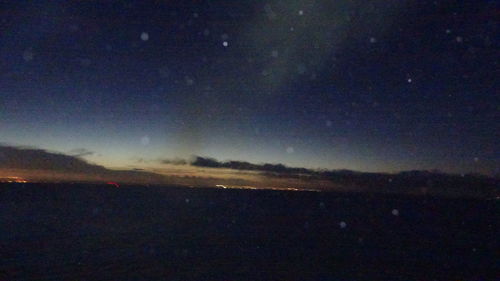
0 183 498 281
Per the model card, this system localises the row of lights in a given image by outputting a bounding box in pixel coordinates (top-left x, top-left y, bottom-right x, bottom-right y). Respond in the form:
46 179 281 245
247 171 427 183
0 176 28 183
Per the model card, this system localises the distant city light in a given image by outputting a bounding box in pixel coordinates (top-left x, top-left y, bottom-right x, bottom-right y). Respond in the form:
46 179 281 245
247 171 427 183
0 176 28 183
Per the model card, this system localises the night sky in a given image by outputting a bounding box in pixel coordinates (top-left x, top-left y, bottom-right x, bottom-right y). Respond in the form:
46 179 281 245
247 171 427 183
0 0 498 175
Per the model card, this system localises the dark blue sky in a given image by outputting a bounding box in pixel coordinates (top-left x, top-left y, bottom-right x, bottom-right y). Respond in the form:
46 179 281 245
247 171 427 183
0 0 498 174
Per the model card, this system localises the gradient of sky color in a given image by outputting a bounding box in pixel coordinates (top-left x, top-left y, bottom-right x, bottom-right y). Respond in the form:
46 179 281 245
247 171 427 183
0 0 498 175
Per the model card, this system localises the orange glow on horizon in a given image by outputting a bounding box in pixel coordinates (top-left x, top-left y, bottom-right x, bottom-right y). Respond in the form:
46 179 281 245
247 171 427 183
0 176 28 183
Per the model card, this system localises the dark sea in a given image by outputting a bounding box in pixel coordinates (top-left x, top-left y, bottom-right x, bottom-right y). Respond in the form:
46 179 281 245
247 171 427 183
0 183 498 281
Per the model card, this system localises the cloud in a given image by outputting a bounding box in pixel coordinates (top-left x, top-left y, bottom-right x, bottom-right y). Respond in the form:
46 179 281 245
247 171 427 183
190 156 314 175
0 145 166 184
132 157 188 165
0 146 496 198
187 156 499 198
0 146 272 188
0 146 106 173
158 158 188 165
68 148 94 158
